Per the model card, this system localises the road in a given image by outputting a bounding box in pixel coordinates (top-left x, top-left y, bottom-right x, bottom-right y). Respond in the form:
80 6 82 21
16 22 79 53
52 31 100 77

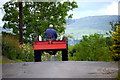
2 61 118 78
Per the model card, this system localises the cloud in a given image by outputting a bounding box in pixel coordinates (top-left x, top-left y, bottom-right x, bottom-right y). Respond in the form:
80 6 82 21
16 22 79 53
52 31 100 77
68 1 118 19
95 2 118 15
104 2 118 15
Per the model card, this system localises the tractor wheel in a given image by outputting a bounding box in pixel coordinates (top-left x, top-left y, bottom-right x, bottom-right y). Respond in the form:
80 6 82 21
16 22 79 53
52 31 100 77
62 49 68 61
34 50 42 62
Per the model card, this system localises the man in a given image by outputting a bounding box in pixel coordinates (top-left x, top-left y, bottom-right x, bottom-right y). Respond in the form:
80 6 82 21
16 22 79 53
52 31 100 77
45 24 58 55
45 24 57 40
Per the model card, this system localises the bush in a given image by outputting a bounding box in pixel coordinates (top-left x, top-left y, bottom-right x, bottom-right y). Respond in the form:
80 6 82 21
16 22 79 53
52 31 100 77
2 35 34 62
42 51 62 61
70 33 112 61
68 45 75 60
19 44 34 62
2 35 20 60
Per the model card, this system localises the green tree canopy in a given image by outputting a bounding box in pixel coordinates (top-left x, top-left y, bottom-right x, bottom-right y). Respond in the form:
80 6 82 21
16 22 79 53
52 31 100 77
2 1 78 43
110 22 120 61
72 33 112 61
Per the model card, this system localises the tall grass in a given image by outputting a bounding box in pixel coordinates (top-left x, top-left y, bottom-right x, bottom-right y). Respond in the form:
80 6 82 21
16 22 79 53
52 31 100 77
2 35 34 62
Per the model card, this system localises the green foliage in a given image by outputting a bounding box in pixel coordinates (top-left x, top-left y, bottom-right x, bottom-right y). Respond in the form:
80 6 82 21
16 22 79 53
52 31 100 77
68 45 74 52
2 35 20 60
2 34 34 62
54 51 62 61
19 44 34 62
68 45 75 60
69 33 112 61
42 51 62 61
42 53 51 61
110 22 120 61
2 1 78 43
105 37 113 46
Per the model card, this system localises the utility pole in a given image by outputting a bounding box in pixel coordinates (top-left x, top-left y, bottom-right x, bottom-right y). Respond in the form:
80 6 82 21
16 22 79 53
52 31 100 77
19 1 23 44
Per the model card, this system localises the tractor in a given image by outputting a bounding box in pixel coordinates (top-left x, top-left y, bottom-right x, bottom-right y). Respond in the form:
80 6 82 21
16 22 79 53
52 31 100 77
34 36 68 62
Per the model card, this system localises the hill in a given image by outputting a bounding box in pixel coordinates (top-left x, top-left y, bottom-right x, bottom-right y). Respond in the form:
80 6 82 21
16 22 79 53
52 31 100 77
65 15 119 40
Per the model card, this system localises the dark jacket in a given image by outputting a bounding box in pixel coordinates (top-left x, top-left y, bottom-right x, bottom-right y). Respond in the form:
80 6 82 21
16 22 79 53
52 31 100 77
45 28 57 40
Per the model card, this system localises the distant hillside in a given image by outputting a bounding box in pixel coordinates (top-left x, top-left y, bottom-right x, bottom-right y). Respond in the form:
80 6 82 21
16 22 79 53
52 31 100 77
66 19 75 24
65 15 119 40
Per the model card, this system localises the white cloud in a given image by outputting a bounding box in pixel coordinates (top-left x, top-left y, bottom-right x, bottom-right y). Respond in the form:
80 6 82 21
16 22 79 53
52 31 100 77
68 1 118 19
104 2 118 15
95 2 118 15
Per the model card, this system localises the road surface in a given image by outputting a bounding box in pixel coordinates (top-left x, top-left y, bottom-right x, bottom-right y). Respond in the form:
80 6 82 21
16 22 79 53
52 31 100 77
2 61 118 78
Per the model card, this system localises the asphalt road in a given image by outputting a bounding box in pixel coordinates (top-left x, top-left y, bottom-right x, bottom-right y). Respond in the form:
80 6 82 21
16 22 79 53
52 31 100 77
2 61 118 78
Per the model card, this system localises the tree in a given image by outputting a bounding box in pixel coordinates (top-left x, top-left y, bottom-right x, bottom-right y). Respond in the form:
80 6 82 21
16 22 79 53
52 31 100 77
2 1 78 43
18 1 23 44
72 33 112 61
110 22 120 61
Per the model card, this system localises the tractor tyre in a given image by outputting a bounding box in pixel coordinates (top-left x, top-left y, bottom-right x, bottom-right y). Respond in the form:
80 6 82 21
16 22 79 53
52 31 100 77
62 49 68 61
34 50 42 62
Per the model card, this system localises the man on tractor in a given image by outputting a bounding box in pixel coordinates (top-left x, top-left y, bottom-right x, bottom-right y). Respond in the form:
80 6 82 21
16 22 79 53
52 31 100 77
45 24 58 55
34 24 68 62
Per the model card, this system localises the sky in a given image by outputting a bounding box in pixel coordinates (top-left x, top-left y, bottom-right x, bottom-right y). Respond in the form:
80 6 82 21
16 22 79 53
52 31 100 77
68 1 118 19
0 0 119 27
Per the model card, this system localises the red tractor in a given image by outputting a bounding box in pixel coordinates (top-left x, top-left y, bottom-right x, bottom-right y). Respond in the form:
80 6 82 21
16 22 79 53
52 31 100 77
34 37 68 62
